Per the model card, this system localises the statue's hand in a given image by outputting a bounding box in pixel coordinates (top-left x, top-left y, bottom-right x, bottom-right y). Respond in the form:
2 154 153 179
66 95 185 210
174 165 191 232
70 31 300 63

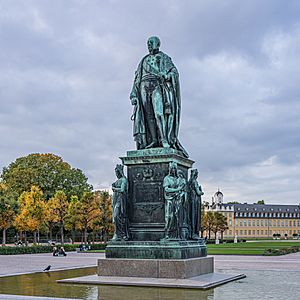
131 97 138 105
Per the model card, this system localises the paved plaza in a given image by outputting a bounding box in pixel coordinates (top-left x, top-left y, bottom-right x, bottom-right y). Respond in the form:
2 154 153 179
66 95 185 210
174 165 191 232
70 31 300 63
0 252 100 277
1 251 300 277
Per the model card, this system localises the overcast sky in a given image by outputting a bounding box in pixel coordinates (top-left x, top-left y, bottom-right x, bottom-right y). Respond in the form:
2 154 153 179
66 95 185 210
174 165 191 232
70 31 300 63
0 0 299 204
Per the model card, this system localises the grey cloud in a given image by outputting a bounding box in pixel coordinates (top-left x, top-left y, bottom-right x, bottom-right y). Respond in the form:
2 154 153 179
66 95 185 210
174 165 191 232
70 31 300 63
0 0 300 204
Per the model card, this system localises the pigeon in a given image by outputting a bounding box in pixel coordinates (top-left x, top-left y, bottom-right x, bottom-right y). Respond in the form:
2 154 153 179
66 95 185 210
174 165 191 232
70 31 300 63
43 265 51 272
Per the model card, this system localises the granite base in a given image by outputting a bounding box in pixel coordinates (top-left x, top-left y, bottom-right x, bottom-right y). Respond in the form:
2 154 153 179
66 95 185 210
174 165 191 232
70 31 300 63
97 257 213 278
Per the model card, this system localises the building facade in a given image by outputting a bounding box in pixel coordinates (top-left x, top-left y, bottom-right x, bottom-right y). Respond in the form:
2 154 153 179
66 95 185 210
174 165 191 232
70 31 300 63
204 190 300 238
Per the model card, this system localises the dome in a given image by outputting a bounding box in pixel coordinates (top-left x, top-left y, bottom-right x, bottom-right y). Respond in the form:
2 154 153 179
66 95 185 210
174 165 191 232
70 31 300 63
214 189 223 197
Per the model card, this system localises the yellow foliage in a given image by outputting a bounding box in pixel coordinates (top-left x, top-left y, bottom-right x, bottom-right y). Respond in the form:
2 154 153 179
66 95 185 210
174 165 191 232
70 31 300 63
14 186 46 232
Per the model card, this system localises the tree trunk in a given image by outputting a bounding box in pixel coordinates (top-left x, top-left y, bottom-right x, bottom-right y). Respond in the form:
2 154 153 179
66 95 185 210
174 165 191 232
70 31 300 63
60 222 64 245
37 230 40 244
71 230 75 244
2 228 6 246
84 227 88 245
208 228 211 239
49 223 53 240
33 231 37 244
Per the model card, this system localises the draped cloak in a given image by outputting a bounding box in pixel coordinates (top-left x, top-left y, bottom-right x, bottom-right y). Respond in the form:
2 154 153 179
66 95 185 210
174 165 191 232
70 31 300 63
130 51 188 158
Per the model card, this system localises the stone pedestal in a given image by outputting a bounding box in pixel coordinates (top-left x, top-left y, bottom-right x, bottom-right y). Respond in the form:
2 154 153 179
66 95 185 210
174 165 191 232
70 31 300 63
98 257 213 279
120 148 194 242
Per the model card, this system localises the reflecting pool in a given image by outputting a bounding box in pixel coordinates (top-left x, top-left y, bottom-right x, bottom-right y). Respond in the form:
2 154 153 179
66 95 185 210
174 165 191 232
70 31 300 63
0 268 300 299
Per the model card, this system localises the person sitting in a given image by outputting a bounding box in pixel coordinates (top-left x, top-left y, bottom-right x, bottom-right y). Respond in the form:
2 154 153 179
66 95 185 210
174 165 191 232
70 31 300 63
58 247 67 256
52 246 58 256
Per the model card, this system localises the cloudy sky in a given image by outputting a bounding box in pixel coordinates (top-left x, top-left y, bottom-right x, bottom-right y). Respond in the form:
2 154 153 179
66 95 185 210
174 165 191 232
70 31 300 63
0 0 299 204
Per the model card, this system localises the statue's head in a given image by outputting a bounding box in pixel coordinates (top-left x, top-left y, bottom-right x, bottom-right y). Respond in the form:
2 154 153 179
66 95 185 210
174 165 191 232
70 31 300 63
115 164 124 178
191 169 198 179
147 36 160 54
169 161 178 176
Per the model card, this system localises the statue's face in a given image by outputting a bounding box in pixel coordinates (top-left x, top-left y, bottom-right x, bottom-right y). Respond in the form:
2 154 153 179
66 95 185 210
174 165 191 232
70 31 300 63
147 37 160 54
115 169 121 178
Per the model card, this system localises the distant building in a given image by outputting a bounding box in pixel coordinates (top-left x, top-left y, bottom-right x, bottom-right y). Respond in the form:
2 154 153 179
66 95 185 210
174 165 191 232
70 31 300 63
204 190 300 238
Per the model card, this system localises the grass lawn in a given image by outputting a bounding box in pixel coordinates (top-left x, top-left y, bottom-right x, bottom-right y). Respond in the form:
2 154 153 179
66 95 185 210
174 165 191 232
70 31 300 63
207 241 300 255
87 249 106 253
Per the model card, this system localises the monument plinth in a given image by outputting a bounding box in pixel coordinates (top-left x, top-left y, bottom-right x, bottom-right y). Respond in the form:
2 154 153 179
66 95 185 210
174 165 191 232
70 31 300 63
122 148 193 242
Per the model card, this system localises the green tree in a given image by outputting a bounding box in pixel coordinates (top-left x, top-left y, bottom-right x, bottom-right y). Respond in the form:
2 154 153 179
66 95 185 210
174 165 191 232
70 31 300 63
46 190 69 245
15 186 46 243
1 153 92 201
257 200 265 204
227 201 241 204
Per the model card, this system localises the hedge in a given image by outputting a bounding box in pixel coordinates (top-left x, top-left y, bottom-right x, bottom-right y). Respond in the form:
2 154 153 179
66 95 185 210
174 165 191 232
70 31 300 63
0 243 107 255
263 246 300 256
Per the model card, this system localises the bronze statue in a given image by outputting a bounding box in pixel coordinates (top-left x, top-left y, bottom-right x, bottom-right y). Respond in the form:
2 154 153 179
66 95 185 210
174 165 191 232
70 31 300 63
130 36 188 157
111 164 129 241
163 161 187 239
188 169 204 240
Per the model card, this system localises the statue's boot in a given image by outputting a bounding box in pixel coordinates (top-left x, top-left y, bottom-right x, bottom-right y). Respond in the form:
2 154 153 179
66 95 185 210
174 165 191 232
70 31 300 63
162 140 170 148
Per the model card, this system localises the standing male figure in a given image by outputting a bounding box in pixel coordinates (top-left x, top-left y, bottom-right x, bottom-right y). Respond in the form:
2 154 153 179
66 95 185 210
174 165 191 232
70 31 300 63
130 36 188 157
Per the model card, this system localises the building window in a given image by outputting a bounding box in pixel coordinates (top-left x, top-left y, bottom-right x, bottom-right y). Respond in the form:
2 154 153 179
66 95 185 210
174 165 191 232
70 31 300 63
273 221 276 227
240 221 243 227
257 220 260 226
265 220 268 226
248 230 251 235
252 220 255 226
265 230 268 235
252 230 255 235
282 221 284 227
290 221 292 226
244 220 246 226
240 230 243 235
244 230 247 235
260 220 264 226
236 220 238 227
229 220 232 226
257 230 260 235
248 220 251 226
229 230 232 236
278 220 280 227
294 220 296 226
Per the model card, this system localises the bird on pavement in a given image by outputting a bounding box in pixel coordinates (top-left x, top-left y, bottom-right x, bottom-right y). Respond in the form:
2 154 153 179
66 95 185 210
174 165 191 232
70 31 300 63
43 265 51 272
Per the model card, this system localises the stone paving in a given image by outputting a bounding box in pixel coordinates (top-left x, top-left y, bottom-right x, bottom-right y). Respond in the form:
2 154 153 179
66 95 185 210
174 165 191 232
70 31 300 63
214 252 300 272
1 251 300 278
0 252 101 277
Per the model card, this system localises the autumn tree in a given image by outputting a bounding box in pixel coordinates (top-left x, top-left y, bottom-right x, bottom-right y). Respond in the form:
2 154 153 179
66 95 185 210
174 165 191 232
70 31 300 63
66 192 105 245
65 196 80 243
15 186 46 243
201 211 228 240
212 212 228 240
201 211 215 239
0 183 16 245
46 190 69 245
1 153 92 201
92 191 113 242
